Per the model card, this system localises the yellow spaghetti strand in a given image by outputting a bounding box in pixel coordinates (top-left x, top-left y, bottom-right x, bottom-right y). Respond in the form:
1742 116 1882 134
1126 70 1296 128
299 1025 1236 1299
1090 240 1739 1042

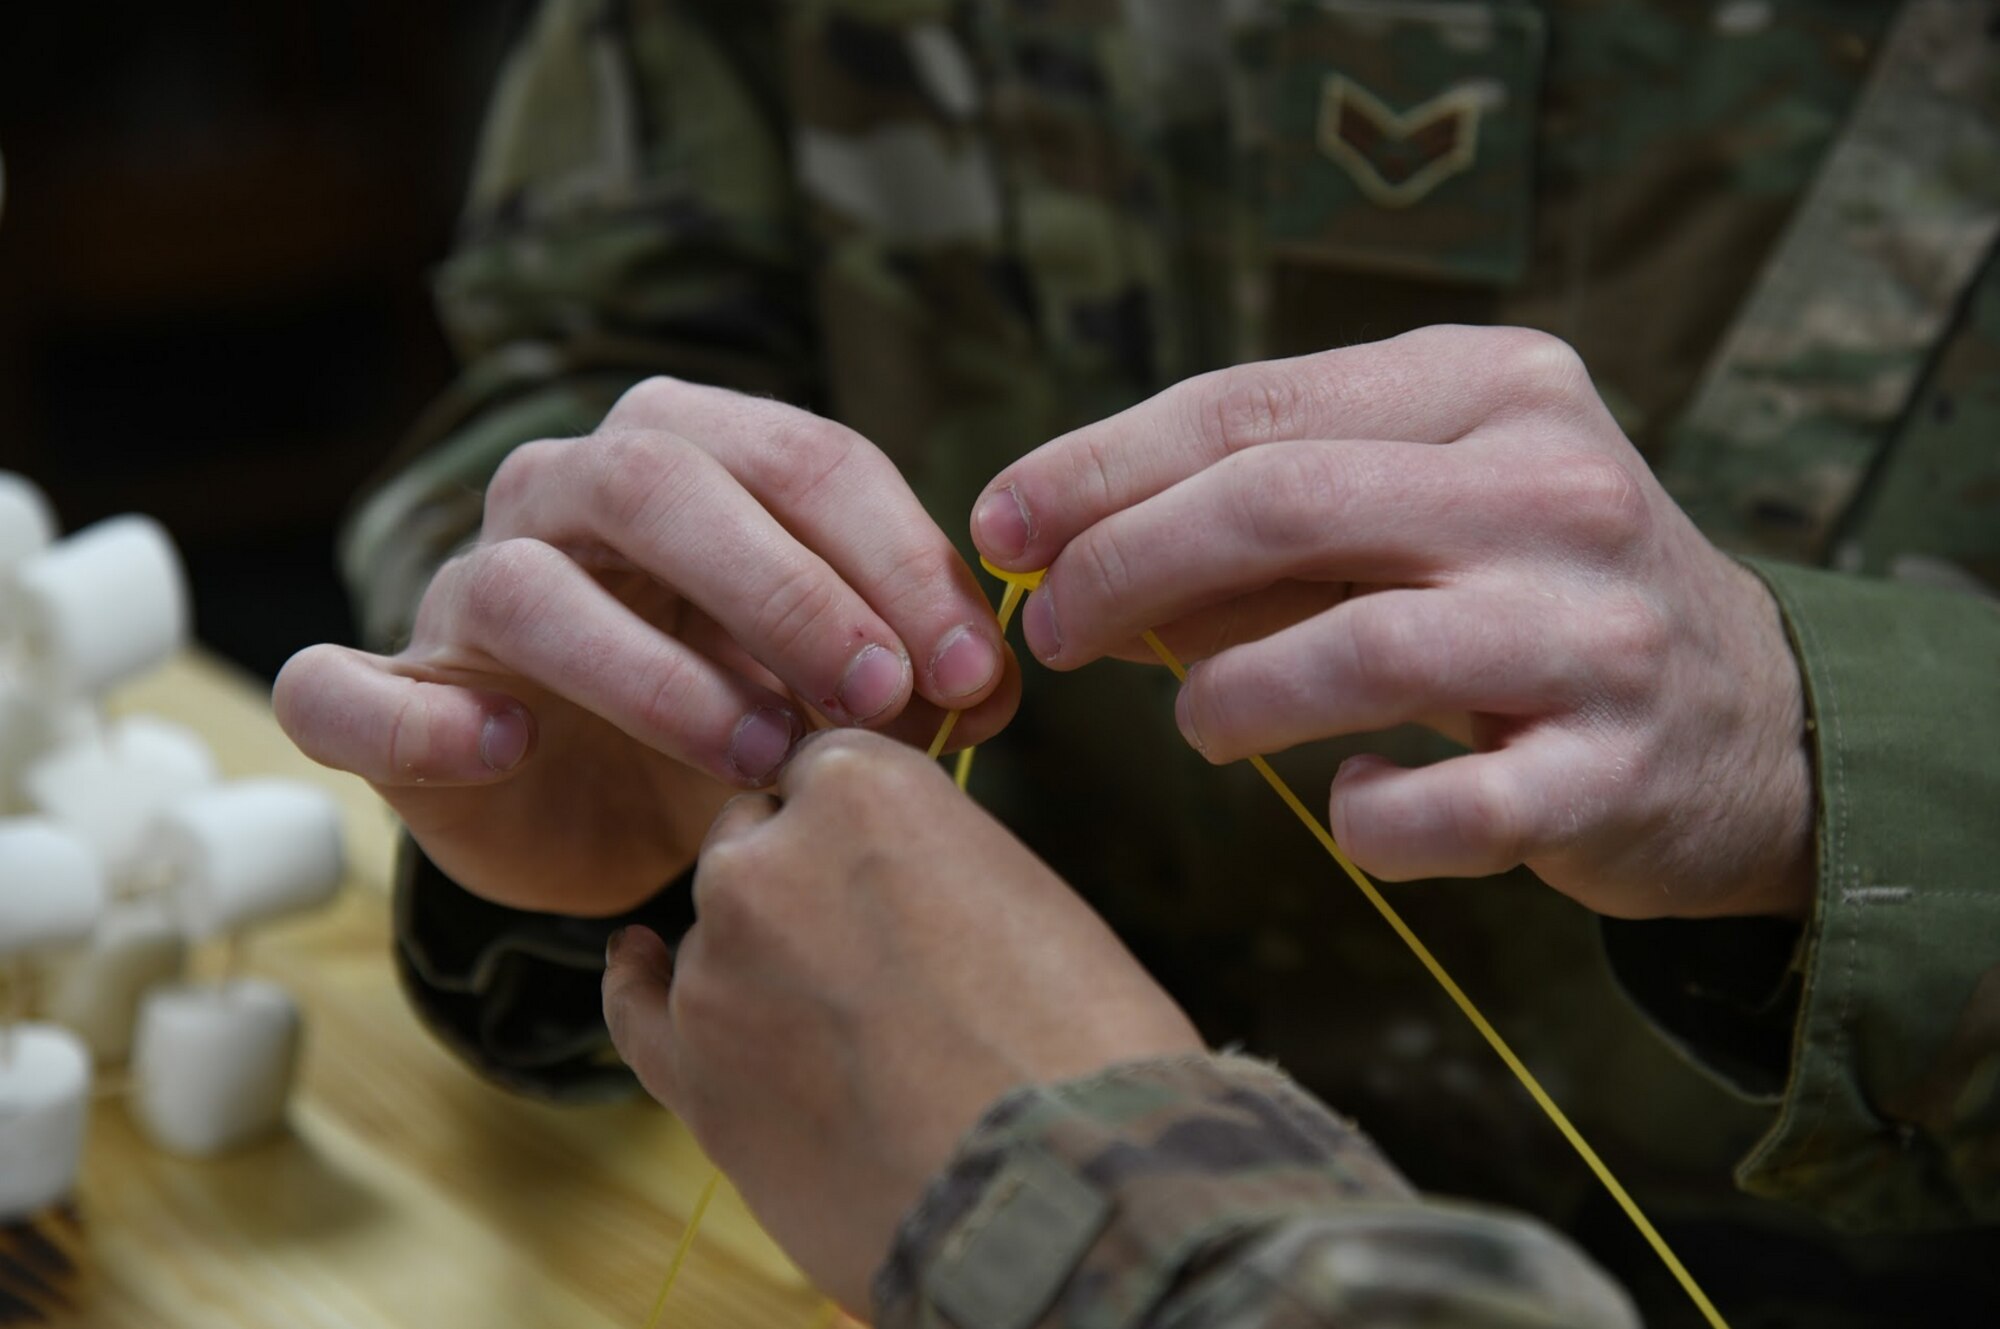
927 565 1039 772
1135 627 1729 1329
643 1167 721 1329
953 558 1726 1327
925 711 961 762
654 555 1729 1329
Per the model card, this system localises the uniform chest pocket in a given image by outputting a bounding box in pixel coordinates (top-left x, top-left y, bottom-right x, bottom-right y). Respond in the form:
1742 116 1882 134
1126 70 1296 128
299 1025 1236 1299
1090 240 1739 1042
1234 0 1546 287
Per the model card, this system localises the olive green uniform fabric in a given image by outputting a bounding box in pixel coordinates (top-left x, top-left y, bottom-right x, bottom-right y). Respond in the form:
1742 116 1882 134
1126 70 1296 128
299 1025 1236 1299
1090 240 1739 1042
346 1 2000 1324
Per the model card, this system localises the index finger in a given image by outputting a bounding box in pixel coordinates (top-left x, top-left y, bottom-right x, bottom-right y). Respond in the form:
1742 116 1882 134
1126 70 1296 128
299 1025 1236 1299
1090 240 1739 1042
608 379 1012 712
973 325 1589 572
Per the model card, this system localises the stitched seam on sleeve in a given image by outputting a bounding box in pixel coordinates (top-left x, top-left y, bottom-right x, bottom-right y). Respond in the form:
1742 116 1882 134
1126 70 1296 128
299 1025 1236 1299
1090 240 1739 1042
1756 579 1851 1174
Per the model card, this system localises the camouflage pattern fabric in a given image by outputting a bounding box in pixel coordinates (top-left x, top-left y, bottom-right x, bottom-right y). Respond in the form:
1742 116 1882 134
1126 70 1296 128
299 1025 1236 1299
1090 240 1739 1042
344 1 2000 1324
1663 0 2000 565
875 1055 1639 1329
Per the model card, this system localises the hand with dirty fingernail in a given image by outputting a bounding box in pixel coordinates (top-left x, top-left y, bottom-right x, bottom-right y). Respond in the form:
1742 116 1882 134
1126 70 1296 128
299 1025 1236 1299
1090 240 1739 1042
971 326 1812 922
276 379 1021 917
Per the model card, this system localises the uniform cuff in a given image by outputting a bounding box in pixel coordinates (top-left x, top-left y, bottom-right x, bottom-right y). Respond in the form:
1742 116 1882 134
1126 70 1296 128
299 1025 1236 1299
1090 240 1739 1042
391 834 696 1103
1723 560 2000 1229
871 1053 1415 1329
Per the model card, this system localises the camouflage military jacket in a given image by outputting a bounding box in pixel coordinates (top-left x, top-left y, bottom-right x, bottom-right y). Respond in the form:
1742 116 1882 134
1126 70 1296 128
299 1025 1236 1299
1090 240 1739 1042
346 1 2000 1325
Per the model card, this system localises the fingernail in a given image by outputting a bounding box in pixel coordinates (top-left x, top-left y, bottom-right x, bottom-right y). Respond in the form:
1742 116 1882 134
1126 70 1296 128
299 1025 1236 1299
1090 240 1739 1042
480 706 531 771
729 707 797 782
605 925 630 968
1174 683 1206 755
974 485 1031 561
838 643 907 721
1022 587 1061 662
928 625 999 700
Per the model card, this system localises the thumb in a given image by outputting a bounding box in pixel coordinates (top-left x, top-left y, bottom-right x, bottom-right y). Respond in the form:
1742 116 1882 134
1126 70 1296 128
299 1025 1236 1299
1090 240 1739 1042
274 643 535 788
603 925 681 1107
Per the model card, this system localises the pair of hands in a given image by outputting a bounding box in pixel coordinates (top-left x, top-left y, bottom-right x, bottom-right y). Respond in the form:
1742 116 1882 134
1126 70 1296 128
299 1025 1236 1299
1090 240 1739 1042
275 325 1814 1307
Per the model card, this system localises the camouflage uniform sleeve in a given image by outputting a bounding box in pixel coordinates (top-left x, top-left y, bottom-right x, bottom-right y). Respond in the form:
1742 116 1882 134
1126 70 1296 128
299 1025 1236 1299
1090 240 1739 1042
874 1054 1639 1329
341 0 809 650
1605 565 2000 1232
346 0 806 1096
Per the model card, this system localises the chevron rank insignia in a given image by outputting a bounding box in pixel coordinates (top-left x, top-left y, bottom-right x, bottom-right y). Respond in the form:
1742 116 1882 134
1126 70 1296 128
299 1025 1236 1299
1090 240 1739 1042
1317 74 1485 209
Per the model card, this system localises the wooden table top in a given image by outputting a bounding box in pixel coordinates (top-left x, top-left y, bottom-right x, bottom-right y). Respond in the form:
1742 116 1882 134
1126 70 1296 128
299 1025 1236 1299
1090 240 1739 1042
3 651 833 1329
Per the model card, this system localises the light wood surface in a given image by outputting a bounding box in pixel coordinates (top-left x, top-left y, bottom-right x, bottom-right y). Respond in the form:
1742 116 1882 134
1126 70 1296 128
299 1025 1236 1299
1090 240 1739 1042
3 651 829 1329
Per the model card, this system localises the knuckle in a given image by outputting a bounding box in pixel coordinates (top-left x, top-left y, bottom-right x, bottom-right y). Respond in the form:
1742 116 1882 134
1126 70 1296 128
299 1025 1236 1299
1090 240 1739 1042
483 440 556 522
874 541 966 622
1549 455 1652 552
751 567 846 661
752 413 868 508
1064 431 1122 517
411 551 472 639
1341 601 1433 697
695 833 769 911
692 855 779 957
1203 365 1305 453
1069 525 1139 611
1457 763 1529 872
457 539 558 641
785 729 924 811
1234 446 1343 561
1489 327 1590 405
790 728 899 787
604 375 685 428
587 430 683 530
634 649 702 740
1586 592 1672 694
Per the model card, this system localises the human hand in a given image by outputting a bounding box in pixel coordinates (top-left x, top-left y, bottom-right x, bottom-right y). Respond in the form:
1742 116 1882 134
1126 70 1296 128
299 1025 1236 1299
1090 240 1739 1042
274 380 1019 915
601 729 1203 1311
972 326 1813 921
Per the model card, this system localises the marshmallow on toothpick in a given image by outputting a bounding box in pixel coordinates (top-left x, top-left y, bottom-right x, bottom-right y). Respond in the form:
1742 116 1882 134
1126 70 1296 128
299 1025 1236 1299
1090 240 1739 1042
24 715 217 879
0 680 60 813
0 819 105 955
0 818 100 1219
0 1025 92 1219
154 780 344 939
38 898 187 1063
130 979 299 1157
124 783 343 1154
12 514 189 698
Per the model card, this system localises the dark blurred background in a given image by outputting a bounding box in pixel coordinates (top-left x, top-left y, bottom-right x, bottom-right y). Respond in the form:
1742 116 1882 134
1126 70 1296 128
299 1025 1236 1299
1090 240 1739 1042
0 3 526 678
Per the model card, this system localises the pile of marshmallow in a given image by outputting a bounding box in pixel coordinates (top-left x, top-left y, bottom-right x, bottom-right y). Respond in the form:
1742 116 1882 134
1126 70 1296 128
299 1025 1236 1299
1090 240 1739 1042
0 471 345 1223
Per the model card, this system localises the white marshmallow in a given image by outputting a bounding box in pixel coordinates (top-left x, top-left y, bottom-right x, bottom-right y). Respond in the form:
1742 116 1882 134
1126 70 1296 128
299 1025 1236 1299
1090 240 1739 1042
113 714 215 778
154 780 344 939
0 1023 92 1220
0 819 105 957
130 980 299 1156
0 696 96 808
0 471 57 576
37 898 187 1062
23 715 218 876
13 514 189 697
0 682 54 812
